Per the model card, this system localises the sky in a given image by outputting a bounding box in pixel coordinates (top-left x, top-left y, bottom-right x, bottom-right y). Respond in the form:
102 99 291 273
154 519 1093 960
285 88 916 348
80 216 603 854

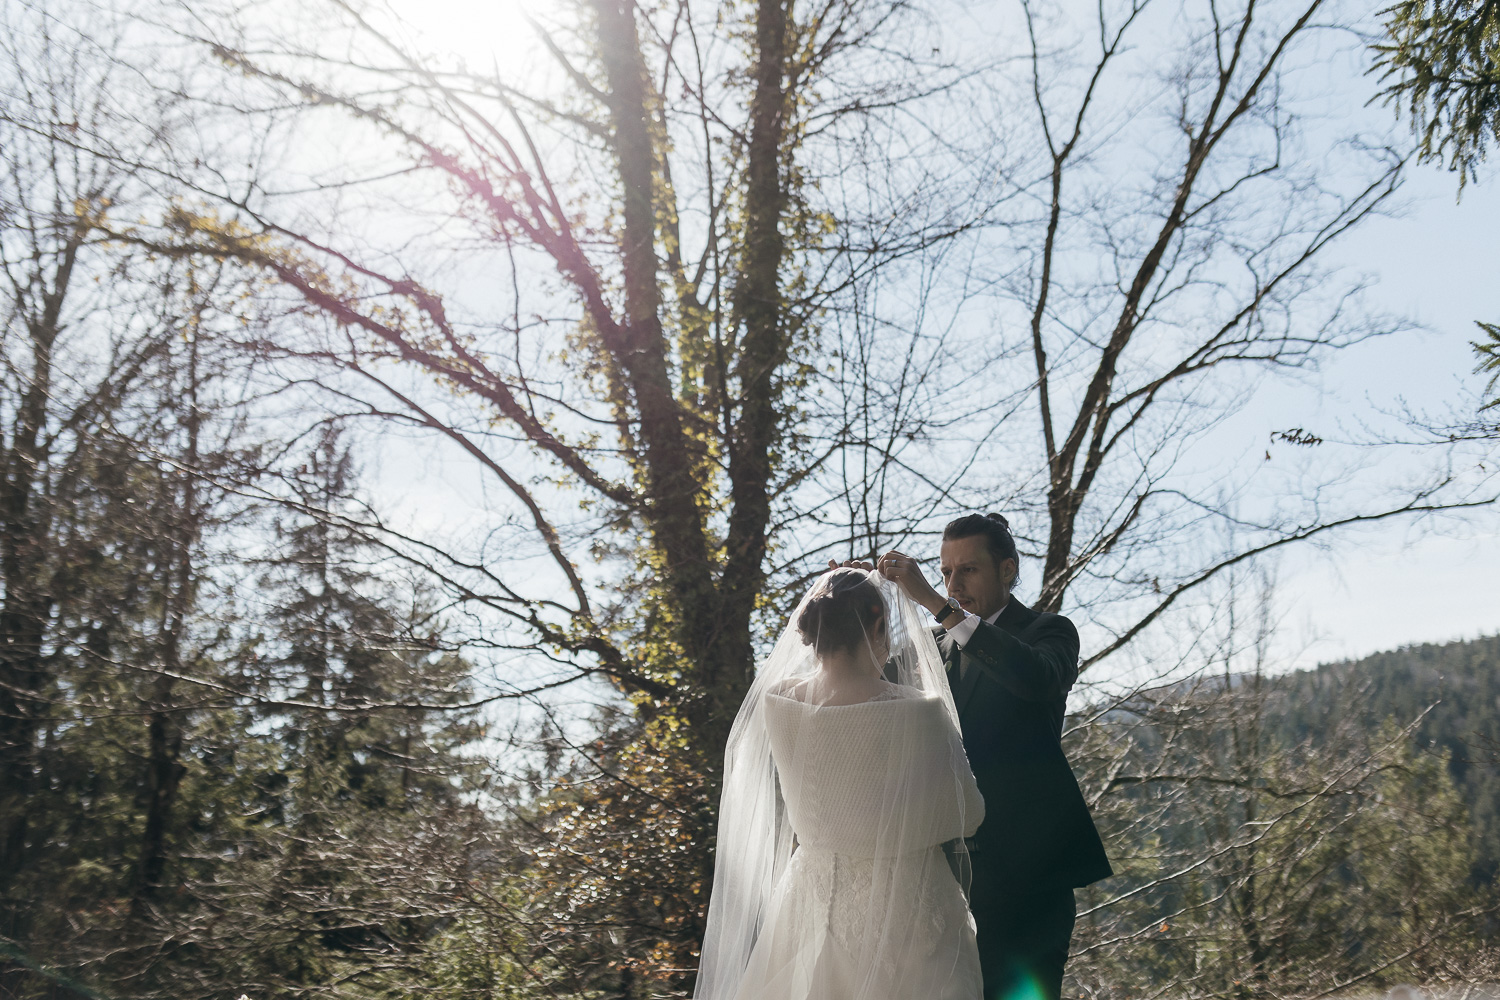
364 0 1499 677
1270 168 1500 668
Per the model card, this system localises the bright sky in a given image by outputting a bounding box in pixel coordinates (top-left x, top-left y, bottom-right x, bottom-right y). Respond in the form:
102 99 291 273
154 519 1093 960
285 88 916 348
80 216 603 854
382 0 547 70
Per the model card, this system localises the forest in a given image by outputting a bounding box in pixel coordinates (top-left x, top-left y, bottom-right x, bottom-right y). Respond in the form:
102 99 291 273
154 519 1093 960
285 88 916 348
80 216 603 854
2 0 1498 996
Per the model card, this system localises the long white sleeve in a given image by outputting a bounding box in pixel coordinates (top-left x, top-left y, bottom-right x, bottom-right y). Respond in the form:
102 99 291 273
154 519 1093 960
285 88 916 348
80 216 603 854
947 602 1008 650
946 611 980 647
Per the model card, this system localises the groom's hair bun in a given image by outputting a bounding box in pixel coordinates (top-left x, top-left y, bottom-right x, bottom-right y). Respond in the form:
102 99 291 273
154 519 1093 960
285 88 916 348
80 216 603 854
943 512 1021 588
797 568 884 656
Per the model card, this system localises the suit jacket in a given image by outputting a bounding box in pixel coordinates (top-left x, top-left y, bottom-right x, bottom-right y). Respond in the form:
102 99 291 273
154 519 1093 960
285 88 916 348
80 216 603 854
939 598 1113 900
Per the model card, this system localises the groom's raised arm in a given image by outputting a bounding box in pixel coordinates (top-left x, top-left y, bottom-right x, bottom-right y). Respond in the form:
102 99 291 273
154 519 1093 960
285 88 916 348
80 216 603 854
958 614 1080 702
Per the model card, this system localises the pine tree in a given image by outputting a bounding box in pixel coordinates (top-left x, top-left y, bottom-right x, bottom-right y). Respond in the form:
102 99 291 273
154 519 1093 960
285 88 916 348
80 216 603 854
206 424 490 996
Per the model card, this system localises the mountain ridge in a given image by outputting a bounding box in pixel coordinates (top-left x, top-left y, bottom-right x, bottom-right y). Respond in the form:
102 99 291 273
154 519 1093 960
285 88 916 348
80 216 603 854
1275 632 1500 881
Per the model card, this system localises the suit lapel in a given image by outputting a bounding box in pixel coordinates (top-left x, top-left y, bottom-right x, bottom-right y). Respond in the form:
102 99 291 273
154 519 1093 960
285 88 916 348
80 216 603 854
939 630 960 684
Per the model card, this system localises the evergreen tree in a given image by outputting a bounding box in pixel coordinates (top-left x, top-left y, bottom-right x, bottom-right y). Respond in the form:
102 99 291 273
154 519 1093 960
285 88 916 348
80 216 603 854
191 424 491 997
1374 1 1500 411
1375 0 1500 186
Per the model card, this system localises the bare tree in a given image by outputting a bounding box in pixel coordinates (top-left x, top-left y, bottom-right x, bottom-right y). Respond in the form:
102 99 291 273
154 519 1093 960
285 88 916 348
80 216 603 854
114 0 1007 982
823 0 1494 666
146 0 988 715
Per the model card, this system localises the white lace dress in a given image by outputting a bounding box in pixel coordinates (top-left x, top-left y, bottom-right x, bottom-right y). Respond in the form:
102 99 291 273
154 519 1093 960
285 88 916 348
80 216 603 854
731 686 985 1000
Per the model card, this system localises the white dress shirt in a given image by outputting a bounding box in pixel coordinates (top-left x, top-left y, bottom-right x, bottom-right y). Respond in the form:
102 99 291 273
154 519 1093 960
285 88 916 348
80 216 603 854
946 601 1007 678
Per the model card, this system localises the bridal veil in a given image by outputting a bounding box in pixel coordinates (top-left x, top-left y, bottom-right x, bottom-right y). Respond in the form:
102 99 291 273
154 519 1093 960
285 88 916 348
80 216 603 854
694 569 983 1000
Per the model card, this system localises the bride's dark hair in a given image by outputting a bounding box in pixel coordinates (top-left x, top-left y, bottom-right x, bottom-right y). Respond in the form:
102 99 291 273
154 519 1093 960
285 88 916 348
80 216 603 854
796 568 885 655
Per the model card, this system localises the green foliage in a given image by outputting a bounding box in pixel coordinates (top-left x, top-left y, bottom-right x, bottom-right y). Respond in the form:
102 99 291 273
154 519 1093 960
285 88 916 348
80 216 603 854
501 709 714 997
1 420 497 998
1475 320 1500 409
1279 633 1500 883
1070 664 1488 1000
1375 0 1500 187
418 907 601 1000
1373 7 1500 421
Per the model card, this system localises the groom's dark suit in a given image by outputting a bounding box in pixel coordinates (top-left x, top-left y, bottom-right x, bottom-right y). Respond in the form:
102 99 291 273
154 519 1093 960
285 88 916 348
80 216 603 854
938 598 1112 1000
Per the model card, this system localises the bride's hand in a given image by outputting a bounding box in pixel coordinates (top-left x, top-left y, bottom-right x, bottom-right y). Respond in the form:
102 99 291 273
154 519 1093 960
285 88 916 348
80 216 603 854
876 550 943 612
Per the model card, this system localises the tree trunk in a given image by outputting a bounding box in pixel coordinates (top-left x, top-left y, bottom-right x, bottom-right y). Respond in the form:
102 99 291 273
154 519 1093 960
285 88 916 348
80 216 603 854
0 228 84 883
716 0 792 727
133 317 203 913
591 0 718 673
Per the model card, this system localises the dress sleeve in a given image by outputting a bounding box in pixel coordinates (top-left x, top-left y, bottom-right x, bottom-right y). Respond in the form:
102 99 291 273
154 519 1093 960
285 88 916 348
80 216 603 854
909 700 984 844
953 726 985 838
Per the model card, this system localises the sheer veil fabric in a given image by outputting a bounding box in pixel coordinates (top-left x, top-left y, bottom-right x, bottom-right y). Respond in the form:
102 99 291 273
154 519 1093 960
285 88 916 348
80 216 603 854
694 570 985 1000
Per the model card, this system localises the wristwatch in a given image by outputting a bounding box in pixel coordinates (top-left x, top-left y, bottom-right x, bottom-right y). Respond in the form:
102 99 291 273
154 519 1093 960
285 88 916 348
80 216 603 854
932 597 962 626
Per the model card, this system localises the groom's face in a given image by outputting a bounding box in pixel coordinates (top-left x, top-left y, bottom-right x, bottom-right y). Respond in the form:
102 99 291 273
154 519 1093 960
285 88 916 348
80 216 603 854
939 535 1014 620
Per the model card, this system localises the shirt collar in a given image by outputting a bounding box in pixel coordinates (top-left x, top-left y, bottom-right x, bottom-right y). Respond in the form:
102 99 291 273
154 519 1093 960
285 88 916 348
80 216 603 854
983 599 1008 626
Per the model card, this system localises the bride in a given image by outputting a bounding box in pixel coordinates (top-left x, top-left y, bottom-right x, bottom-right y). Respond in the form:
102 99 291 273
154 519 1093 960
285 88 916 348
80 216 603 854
694 568 985 1000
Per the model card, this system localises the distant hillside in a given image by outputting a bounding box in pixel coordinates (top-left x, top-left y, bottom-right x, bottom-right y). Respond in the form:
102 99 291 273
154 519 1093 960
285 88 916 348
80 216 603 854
1275 633 1500 883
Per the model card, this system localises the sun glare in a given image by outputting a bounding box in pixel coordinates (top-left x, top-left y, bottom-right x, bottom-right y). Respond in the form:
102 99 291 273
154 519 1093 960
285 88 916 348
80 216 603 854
384 0 549 71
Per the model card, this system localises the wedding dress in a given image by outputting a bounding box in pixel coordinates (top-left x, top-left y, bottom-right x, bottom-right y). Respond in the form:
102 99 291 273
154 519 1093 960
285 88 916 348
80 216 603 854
695 571 985 1000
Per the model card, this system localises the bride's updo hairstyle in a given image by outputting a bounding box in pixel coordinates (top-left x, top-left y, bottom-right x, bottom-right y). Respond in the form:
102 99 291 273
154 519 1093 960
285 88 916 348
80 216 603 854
796 568 885 656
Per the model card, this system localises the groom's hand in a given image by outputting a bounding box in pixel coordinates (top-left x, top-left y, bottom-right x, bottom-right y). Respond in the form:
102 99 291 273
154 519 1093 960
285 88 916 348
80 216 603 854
876 550 945 615
827 558 875 571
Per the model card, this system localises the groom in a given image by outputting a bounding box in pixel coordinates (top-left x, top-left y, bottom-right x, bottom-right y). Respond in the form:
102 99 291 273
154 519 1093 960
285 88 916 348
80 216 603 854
845 513 1112 1000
